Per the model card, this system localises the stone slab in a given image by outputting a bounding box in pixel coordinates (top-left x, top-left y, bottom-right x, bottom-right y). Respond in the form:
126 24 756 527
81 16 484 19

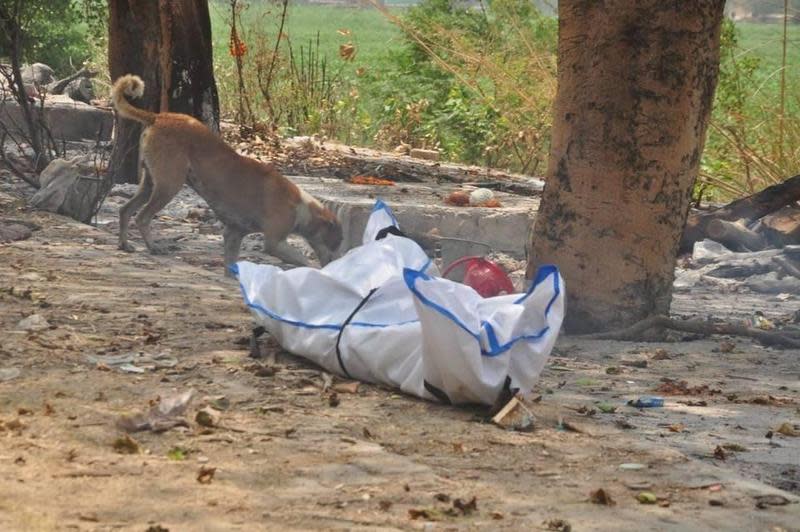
288 176 539 259
0 95 113 142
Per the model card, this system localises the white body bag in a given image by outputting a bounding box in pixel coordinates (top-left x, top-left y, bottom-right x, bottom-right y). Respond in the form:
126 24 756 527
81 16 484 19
234 200 565 405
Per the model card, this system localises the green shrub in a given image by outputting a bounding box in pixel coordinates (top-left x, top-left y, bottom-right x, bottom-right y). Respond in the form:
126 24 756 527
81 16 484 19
362 0 556 173
0 0 104 75
700 18 800 200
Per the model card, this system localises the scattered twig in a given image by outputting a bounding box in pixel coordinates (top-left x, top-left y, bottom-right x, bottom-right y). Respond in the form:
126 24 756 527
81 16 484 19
579 315 800 349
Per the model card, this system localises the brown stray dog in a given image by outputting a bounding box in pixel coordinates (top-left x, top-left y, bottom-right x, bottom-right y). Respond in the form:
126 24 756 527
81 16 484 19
111 74 342 275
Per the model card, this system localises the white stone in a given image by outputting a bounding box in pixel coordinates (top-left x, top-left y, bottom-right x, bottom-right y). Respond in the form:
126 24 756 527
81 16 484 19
468 187 495 206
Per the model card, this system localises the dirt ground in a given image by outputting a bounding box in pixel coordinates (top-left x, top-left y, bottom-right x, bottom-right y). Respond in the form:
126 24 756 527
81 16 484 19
1 177 799 531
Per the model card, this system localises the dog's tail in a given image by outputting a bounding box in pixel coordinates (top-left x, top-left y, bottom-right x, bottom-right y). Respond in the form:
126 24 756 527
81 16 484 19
111 74 156 126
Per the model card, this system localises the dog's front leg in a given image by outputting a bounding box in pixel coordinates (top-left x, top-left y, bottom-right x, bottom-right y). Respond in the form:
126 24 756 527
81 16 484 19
264 238 311 267
223 225 246 278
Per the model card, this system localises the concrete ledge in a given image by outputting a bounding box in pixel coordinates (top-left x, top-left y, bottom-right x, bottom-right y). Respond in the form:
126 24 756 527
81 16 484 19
289 176 538 259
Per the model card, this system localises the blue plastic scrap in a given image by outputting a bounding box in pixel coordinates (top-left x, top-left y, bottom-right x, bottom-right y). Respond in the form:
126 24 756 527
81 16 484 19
627 396 664 408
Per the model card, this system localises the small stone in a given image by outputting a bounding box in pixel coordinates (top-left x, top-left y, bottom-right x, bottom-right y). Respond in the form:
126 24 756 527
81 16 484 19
17 314 50 331
409 148 439 161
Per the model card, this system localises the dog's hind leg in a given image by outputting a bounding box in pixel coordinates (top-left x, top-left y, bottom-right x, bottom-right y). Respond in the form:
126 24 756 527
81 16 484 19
118 163 152 252
223 225 246 277
134 156 189 255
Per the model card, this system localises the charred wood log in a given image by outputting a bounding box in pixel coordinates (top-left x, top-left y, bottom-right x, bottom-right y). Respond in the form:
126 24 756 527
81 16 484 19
705 218 767 251
681 174 800 253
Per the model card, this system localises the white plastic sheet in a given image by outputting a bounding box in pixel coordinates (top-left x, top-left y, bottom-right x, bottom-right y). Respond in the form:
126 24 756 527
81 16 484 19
234 199 565 405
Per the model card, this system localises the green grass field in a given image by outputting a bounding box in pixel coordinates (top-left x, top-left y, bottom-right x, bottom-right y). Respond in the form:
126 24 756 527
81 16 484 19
205 4 797 188
209 3 402 85
208 5 797 113
735 21 799 102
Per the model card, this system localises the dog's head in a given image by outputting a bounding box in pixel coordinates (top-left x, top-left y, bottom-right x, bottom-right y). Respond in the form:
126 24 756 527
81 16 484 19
304 203 343 266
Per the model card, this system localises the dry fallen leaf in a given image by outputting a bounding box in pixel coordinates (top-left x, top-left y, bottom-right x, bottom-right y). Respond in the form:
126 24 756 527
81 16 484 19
656 379 719 396
328 392 340 407
408 508 438 521
451 496 478 515
589 488 616 506
348 175 395 186
112 434 140 454
651 348 671 360
717 340 736 353
775 422 800 437
722 443 748 452
339 43 356 61
3 418 26 431
195 407 221 428
544 518 572 531
754 494 790 509
197 465 216 484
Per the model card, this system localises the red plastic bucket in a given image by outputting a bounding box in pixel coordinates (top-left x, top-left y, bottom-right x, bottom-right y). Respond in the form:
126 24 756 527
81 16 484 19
442 256 515 297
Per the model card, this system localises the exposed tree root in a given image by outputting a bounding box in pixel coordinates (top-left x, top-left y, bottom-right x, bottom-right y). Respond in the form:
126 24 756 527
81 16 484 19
578 315 800 349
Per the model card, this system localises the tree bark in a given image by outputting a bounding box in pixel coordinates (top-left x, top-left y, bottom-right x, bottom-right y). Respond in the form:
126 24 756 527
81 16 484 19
108 0 220 184
526 0 726 333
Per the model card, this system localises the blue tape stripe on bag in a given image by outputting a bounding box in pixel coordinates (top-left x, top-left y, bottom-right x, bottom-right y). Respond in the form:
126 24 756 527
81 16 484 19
402 266 561 357
234 262 561 358
372 197 399 226
234 260 431 331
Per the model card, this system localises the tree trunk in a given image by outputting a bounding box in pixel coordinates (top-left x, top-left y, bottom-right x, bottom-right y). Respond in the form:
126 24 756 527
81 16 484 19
108 0 220 184
525 0 726 333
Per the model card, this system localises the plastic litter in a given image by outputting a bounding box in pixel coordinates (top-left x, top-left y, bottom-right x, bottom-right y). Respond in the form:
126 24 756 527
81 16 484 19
619 463 646 471
235 199 565 406
627 396 664 408
117 390 195 433
85 352 178 373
